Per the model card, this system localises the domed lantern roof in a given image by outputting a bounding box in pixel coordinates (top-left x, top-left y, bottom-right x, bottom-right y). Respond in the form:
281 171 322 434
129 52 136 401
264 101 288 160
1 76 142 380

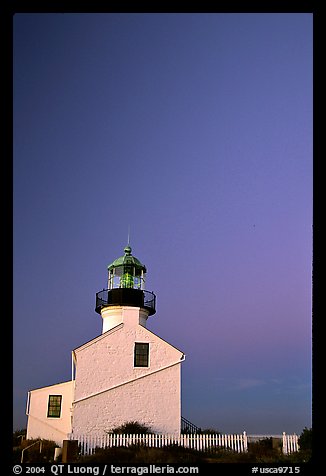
108 245 147 273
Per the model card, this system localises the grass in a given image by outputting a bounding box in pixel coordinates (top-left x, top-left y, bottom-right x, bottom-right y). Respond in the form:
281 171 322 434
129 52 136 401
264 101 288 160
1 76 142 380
78 441 312 464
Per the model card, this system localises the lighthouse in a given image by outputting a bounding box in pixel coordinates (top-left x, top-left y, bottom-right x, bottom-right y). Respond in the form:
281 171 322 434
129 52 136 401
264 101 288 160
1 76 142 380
71 244 185 436
26 244 185 444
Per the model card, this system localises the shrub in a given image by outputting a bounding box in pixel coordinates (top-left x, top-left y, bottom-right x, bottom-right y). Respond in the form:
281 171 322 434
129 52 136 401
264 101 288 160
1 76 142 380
111 421 151 434
297 427 312 462
81 444 207 464
13 429 26 447
202 429 220 435
298 427 312 451
247 438 281 463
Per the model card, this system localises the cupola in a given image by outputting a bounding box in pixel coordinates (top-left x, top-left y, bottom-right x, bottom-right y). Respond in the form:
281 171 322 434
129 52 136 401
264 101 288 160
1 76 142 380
95 245 156 322
107 245 147 290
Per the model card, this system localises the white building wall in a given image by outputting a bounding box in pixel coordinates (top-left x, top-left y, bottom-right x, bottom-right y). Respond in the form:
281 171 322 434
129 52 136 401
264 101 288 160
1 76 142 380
26 381 74 447
72 307 184 435
72 364 181 435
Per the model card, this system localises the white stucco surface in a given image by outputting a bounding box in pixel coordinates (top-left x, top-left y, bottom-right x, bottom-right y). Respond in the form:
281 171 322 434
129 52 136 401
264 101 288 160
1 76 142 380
72 306 184 435
73 364 181 435
26 380 74 446
101 306 149 333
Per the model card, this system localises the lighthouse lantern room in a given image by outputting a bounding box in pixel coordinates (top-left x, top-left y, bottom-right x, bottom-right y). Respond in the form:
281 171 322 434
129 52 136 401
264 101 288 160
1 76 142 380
95 245 156 329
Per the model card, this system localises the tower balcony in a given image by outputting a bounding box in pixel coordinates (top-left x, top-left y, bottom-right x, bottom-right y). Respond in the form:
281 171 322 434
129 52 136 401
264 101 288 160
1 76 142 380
95 288 156 316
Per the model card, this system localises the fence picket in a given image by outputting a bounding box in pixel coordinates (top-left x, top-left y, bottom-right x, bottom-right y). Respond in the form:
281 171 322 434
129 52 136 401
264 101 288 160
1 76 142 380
282 432 299 455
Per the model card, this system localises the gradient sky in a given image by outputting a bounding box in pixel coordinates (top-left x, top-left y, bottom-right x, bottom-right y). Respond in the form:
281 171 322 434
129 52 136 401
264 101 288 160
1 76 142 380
13 13 312 435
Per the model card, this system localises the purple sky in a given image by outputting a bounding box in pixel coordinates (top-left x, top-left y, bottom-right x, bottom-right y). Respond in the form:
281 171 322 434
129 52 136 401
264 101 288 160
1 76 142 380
13 13 312 435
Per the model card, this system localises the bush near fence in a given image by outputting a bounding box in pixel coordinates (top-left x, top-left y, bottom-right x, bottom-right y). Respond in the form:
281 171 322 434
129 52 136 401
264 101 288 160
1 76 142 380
78 441 308 464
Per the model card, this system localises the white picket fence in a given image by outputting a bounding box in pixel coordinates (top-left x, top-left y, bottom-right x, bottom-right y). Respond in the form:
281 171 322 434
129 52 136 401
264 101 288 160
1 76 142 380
282 432 299 455
70 432 299 456
71 432 248 455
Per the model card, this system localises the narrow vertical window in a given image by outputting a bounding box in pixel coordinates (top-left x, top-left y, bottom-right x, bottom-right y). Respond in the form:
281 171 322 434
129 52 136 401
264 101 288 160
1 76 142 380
134 343 149 367
47 395 62 418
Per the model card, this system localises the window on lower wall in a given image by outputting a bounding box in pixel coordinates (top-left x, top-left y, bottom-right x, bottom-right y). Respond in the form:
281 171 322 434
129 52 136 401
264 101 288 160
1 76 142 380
47 395 62 418
134 343 149 367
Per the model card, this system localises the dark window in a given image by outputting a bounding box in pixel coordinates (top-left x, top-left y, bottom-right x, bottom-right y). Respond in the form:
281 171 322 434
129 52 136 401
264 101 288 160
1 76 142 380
47 395 62 418
134 343 149 367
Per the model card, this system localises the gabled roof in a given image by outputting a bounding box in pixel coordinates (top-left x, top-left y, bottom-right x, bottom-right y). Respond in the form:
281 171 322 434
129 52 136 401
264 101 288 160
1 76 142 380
28 380 73 393
72 323 123 353
72 322 184 357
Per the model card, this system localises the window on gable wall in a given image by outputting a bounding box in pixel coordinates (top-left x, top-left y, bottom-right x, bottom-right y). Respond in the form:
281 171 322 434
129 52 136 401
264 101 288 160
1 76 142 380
134 343 149 367
47 395 62 418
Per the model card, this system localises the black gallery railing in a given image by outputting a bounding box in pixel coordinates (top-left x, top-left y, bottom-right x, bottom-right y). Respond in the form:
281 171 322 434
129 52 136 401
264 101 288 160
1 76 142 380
95 288 156 315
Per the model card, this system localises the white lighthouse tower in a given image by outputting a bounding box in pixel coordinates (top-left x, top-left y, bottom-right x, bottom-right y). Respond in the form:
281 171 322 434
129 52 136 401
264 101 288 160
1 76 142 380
71 244 185 436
